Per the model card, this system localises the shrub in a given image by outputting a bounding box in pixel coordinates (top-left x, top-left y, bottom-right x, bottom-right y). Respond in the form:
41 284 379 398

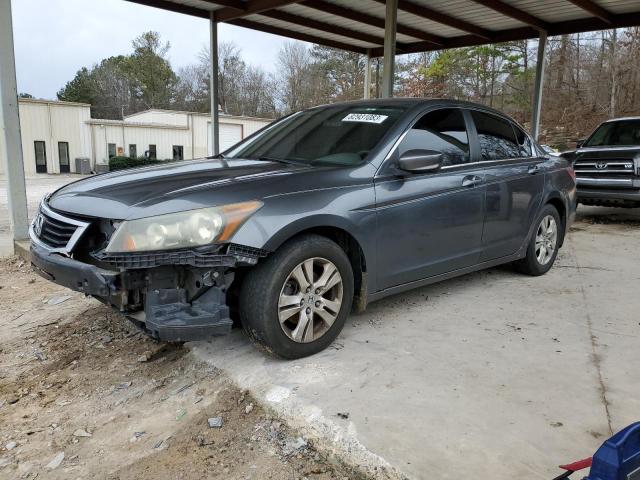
108 156 165 171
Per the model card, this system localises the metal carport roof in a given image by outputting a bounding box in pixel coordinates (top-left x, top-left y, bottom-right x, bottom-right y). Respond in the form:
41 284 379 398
127 0 640 55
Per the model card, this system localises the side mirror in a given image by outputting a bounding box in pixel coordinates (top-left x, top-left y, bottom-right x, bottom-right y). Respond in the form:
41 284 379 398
575 139 585 148
398 149 443 173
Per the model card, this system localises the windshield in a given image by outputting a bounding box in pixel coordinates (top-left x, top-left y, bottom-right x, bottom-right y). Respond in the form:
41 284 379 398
224 104 409 166
584 119 640 147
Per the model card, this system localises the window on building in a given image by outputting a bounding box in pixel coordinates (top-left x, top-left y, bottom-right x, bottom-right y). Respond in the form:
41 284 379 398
34 141 47 173
398 108 470 166
148 144 157 160
58 142 70 173
129 144 137 158
470 110 520 161
173 145 184 161
108 143 117 159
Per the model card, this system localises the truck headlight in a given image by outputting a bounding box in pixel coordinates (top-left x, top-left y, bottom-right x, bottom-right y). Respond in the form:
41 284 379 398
105 201 262 253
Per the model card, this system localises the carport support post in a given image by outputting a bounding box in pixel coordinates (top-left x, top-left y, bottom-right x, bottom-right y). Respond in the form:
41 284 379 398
209 11 220 156
531 32 548 141
381 0 398 98
363 50 372 99
0 0 29 243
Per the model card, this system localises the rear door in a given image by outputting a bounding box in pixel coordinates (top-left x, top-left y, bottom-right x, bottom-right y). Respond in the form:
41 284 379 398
375 107 486 290
467 109 545 261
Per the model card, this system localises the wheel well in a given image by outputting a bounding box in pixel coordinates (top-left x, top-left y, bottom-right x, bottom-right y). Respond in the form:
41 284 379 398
289 226 367 311
546 197 567 245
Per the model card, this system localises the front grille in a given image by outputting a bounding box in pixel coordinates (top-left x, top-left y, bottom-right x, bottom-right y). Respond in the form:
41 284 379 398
31 202 90 252
38 212 78 248
574 159 635 175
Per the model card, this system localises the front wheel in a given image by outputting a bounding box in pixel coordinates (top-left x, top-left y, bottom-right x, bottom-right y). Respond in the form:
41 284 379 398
240 234 354 359
514 204 562 276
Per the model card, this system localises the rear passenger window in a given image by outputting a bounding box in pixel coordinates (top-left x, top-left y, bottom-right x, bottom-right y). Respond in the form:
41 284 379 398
470 110 520 160
513 124 533 157
398 108 470 166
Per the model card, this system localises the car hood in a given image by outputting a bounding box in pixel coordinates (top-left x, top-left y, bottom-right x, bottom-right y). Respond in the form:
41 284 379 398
48 158 325 220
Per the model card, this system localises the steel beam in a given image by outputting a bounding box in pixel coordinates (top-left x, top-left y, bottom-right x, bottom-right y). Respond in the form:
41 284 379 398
210 13 220 156
0 0 29 243
531 32 547 141
566 0 612 24
381 0 398 98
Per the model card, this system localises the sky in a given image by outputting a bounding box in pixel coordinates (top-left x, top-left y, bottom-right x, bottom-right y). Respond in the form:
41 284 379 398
11 0 291 99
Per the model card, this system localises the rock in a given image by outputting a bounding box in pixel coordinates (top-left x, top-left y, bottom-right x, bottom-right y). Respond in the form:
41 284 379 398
336 412 349 419
5 441 17 450
282 437 307 456
244 403 254 414
193 396 203 404
0 457 10 468
46 295 72 306
130 431 145 443
208 417 223 428
175 408 187 420
45 451 65 470
101 335 113 344
137 351 152 362
7 396 19 405
34 351 47 361
73 428 92 438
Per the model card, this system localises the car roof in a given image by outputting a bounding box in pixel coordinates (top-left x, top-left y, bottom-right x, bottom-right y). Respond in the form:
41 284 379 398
309 97 513 118
602 116 640 123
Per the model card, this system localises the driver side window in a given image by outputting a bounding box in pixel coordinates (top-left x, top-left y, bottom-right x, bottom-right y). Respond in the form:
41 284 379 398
398 108 470 166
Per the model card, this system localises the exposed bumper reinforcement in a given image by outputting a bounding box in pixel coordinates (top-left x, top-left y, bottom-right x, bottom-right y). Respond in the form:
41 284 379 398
31 242 118 298
143 287 233 342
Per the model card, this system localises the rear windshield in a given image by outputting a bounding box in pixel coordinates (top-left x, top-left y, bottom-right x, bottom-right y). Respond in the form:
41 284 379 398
224 105 408 166
584 119 640 147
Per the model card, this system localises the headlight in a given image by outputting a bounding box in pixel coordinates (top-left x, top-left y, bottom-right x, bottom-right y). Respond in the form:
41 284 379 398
105 201 262 253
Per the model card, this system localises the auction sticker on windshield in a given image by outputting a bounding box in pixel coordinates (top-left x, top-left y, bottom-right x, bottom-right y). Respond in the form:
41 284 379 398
342 113 389 124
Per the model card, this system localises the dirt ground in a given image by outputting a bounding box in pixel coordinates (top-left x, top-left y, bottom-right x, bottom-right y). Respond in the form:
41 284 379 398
0 257 359 480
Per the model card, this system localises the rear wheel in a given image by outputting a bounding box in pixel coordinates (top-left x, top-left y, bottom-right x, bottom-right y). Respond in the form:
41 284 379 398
240 234 354 359
515 204 561 276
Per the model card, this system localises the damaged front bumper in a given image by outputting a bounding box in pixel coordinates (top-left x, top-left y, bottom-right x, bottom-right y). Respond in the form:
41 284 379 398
30 241 266 342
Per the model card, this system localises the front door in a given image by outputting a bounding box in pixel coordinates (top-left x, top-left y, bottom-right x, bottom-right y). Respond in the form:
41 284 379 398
58 142 70 173
34 141 47 173
375 108 486 290
466 110 545 261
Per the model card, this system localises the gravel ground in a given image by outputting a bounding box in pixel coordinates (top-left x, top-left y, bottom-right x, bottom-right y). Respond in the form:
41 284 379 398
0 257 360 480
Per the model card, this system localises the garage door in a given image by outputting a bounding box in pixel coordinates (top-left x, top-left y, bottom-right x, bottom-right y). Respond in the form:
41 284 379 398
220 123 242 151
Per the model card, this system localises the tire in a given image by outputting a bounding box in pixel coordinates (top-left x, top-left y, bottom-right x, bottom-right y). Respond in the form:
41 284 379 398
514 204 562 276
239 234 354 359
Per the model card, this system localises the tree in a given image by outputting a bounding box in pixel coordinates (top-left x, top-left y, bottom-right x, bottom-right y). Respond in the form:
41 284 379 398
57 31 179 119
126 31 178 110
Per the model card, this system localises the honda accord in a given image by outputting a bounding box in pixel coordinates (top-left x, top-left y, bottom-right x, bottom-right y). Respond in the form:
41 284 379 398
30 99 577 358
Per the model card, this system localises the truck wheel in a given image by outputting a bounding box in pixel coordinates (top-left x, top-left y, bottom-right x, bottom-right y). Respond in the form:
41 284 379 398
515 204 562 276
240 234 354 359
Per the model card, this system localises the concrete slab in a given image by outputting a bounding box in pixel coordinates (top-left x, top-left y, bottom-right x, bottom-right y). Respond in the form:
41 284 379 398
192 206 640 480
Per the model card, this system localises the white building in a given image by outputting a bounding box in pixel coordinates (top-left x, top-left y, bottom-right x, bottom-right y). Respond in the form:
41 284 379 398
0 98 273 175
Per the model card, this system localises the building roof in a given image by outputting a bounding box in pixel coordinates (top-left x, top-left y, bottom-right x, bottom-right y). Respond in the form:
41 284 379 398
124 108 274 122
126 0 640 55
18 98 92 108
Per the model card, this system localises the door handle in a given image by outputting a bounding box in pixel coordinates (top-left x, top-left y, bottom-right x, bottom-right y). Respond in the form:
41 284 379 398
461 175 483 187
528 164 542 174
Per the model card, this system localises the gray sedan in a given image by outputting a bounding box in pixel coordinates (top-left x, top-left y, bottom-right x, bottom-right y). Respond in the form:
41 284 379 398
30 99 577 358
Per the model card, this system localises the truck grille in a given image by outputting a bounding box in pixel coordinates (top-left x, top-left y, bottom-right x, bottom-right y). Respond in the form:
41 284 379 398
31 202 90 252
574 159 635 175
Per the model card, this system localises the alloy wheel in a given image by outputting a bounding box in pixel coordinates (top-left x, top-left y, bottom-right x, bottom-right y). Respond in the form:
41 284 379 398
535 215 558 265
278 257 343 343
